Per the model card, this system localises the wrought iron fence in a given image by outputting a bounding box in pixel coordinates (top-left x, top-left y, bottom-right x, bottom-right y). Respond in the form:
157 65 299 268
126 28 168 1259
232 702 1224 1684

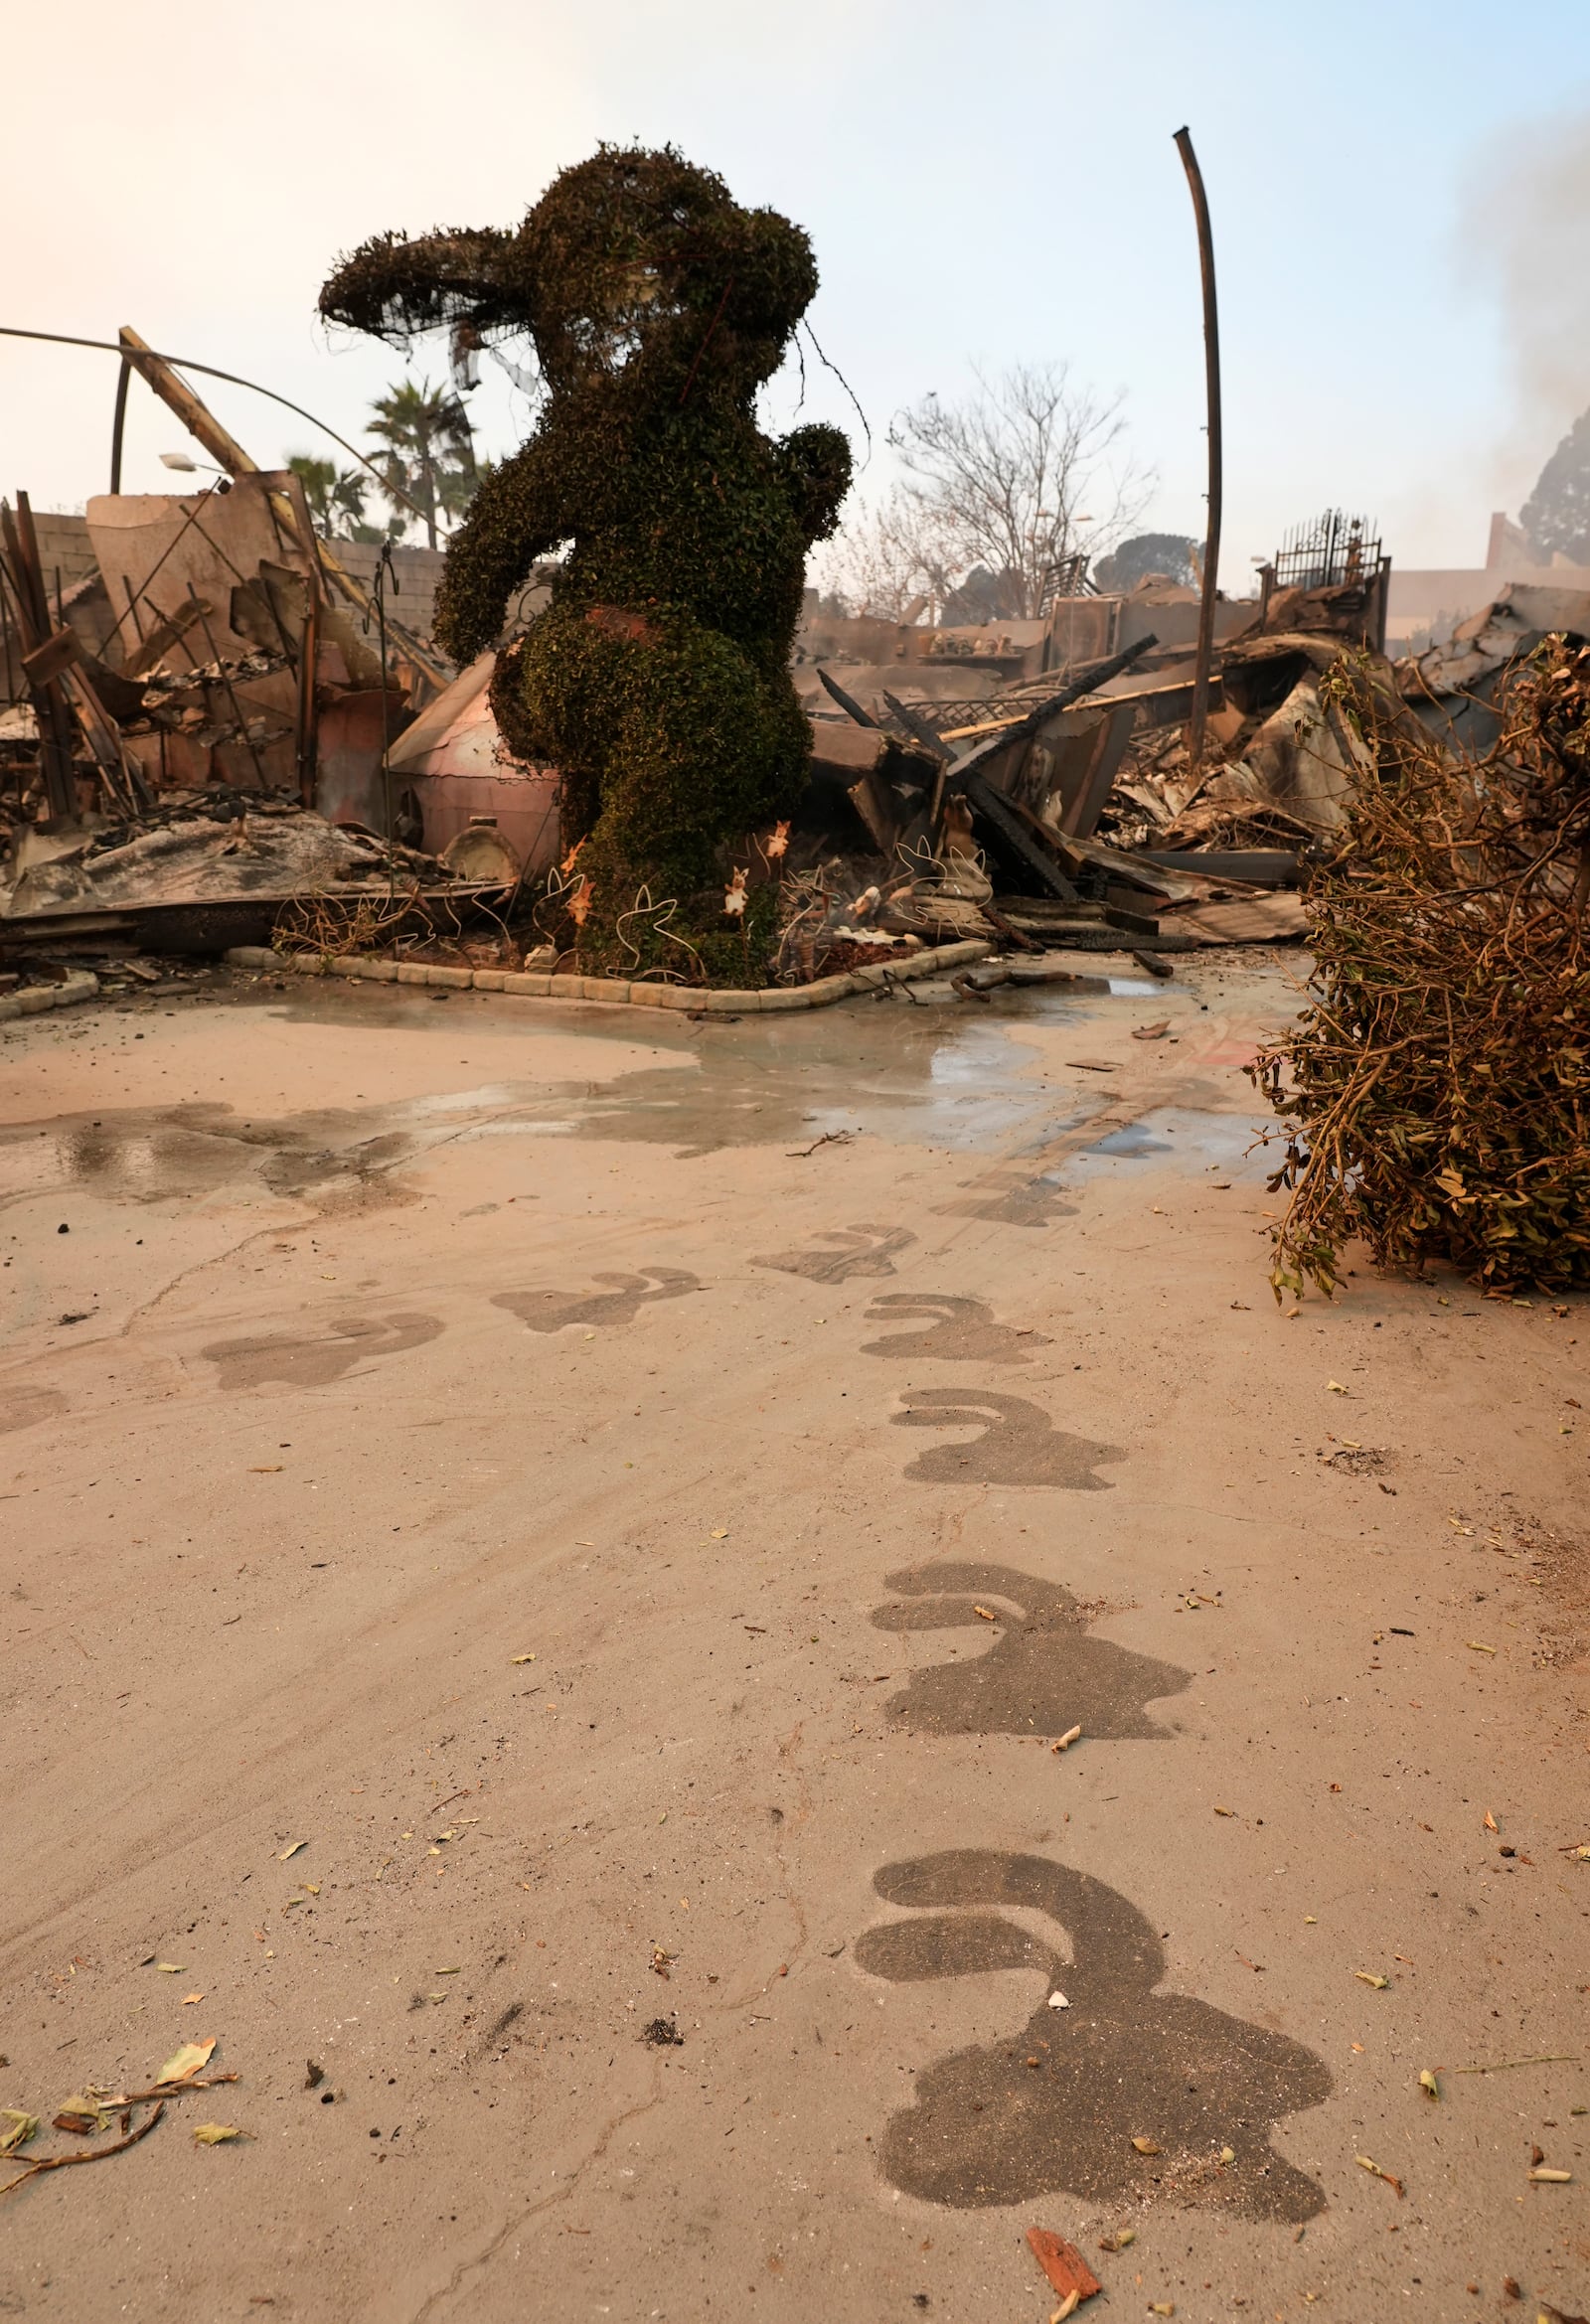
1273 510 1381 593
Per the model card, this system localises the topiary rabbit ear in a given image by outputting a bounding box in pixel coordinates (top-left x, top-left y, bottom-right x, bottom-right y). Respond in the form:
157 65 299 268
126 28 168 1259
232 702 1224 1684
855 1912 1053 1985
319 226 518 346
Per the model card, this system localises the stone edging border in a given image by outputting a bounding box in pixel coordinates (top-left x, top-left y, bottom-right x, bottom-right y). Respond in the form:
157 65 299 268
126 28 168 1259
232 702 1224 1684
222 939 993 1013
0 970 99 1024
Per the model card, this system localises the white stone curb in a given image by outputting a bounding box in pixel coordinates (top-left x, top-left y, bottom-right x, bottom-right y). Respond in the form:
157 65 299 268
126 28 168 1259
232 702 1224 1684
0 970 99 1023
222 940 993 1013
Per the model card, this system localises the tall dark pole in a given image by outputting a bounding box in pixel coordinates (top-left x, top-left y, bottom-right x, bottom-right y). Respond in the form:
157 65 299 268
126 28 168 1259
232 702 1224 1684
1174 127 1221 775
109 354 131 493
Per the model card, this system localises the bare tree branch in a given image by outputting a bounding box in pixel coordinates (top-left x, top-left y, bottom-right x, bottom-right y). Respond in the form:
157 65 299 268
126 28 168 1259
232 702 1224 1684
815 486 957 622
821 363 1153 624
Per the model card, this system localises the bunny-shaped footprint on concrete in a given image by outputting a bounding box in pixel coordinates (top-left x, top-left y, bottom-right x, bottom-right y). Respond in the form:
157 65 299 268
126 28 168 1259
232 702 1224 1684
861 1295 1049 1365
752 1225 915 1284
937 1166 1078 1228
872 1562 1190 1740
891 1388 1120 1489
493 1268 699 1333
202 1313 443 1391
855 1850 1330 2221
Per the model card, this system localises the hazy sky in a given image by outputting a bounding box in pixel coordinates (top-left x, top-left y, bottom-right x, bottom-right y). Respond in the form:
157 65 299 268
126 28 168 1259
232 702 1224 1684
8 0 1590 586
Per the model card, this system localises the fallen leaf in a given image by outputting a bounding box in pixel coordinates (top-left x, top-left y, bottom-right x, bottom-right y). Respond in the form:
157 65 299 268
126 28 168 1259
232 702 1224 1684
1327 1380 1348 1394
1529 2167 1573 2183
1213 1804 1235 1817
1098 2229 1135 2252
193 2123 244 2144
1047 1990 1070 2009
710 1528 729 1540
432 1965 461 1975
1355 1971 1390 1990
278 1840 307 1861
155 1962 186 1974
1025 2226 1101 2302
53 2097 108 2136
1419 2070 1440 2100
1051 1725 1082 1753
1132 2135 1162 2155
0 2110 39 2154
1133 1020 1170 1040
1149 2307 1176 2318
1354 2153 1404 2196
1051 2296 1080 2323
1219 2145 1236 2164
510 1653 537 1664
155 2039 216 2088
182 1992 205 2006
1467 1641 1498 1655
973 1605 997 1622
1484 1810 1500 1833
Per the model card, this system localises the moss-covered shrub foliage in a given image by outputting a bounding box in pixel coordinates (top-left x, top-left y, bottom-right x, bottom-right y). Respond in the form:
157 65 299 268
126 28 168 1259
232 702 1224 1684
321 147 851 979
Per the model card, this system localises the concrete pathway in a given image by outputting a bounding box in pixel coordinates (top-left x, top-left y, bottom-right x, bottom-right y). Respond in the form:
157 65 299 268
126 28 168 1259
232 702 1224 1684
1 956 1585 2321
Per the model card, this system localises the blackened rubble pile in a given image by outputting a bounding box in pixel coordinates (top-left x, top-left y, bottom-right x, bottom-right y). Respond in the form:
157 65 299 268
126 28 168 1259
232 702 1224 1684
5 792 443 918
14 328 1527 1019
784 522 1406 980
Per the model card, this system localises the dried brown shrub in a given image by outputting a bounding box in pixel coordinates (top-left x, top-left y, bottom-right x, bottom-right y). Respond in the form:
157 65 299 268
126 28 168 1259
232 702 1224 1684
1250 640 1590 1299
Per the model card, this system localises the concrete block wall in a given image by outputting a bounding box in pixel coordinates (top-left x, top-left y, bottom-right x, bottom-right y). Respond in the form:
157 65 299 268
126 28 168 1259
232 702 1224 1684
20 512 100 602
326 542 446 642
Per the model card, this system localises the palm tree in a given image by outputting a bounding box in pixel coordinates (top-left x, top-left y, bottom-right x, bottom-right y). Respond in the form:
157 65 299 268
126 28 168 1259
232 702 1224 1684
287 453 378 541
367 379 477 550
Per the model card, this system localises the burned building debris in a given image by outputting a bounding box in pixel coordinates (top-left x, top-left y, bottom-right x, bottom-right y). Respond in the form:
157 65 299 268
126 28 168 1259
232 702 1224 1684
3 340 1575 1071
5 190 1583 1282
